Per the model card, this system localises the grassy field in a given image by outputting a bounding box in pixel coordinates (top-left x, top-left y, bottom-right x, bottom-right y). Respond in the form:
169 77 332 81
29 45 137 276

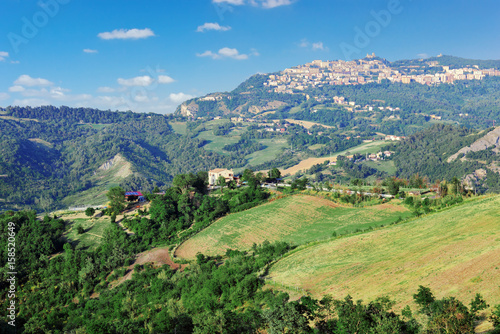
175 194 412 259
196 130 241 154
246 138 288 166
169 121 187 135
61 213 112 250
285 119 335 129
363 160 397 174
268 195 500 311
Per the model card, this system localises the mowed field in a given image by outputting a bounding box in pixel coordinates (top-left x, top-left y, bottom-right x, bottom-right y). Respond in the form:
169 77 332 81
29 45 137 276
268 195 500 310
175 194 411 259
281 140 391 175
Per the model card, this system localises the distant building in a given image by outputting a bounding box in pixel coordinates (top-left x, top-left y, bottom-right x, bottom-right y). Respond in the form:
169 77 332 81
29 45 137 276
125 191 144 202
208 169 234 186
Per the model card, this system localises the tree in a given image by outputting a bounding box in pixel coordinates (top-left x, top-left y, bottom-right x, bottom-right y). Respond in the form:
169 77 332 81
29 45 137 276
76 224 85 234
490 304 500 330
268 168 281 183
386 177 400 196
241 169 255 182
469 293 488 319
106 187 125 215
85 207 95 217
217 175 227 193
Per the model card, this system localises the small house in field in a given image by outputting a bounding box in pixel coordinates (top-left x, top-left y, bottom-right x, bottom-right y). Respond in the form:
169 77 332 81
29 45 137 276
208 169 234 186
125 191 144 202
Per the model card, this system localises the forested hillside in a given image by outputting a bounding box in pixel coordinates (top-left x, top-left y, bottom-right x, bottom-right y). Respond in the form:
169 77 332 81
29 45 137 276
0 106 242 211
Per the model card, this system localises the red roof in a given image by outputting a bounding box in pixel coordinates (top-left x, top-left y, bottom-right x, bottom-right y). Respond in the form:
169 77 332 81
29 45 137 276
125 191 143 196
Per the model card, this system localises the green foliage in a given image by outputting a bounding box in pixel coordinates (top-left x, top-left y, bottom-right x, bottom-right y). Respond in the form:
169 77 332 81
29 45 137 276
469 293 489 319
414 286 477 334
491 304 500 330
393 124 484 183
291 178 308 190
76 224 85 234
106 186 125 214
85 207 95 217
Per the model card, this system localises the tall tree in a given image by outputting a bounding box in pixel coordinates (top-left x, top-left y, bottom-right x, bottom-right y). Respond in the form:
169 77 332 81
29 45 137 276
106 187 126 215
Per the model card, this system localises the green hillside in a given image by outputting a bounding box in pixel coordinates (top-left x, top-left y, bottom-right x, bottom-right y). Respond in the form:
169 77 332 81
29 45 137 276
268 195 500 310
175 194 412 259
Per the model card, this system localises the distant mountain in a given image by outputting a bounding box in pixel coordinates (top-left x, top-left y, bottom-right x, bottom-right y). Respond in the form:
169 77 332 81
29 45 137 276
175 55 500 128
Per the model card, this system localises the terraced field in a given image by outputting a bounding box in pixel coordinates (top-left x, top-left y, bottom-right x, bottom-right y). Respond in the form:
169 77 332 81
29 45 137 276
175 194 412 259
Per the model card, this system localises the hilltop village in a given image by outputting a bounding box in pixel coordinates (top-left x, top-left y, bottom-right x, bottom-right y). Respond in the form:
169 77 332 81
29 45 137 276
264 54 500 94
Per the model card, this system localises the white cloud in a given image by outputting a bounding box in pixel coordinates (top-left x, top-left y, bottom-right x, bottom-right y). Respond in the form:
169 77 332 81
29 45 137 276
299 39 327 51
14 74 53 87
312 42 324 51
0 92 9 101
117 76 155 87
214 0 293 7
97 86 116 93
197 47 254 60
9 85 25 93
213 0 245 5
158 75 175 84
417 53 429 59
219 47 248 59
259 0 293 8
197 22 231 32
170 92 195 104
83 48 98 53
0 51 9 61
10 60 20 64
98 28 155 40
249 0 294 8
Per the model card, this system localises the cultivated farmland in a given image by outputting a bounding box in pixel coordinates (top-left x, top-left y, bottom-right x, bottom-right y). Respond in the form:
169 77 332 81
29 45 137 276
175 194 412 259
268 195 500 310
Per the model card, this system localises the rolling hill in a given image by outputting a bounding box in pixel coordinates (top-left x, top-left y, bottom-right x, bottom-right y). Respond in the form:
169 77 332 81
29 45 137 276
267 195 500 310
175 194 412 259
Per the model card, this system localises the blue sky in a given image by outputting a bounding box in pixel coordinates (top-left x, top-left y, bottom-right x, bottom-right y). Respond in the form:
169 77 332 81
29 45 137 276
0 0 499 114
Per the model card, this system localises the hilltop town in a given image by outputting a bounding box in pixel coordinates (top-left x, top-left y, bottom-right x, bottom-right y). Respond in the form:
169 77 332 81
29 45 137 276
264 54 500 94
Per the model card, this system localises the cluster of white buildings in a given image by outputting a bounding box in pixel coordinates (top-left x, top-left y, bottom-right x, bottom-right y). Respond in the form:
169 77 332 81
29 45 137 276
264 56 500 94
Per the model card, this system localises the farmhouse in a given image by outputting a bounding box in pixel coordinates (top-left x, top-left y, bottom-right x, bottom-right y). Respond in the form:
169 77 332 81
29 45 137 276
208 169 234 186
125 191 144 202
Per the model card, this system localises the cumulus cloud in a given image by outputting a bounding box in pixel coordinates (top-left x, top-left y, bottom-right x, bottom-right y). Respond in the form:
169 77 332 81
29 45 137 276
197 47 255 60
117 76 155 87
197 22 231 32
98 28 155 40
158 75 175 84
9 86 25 93
14 74 53 87
83 49 98 53
170 92 195 104
0 92 9 100
0 51 9 61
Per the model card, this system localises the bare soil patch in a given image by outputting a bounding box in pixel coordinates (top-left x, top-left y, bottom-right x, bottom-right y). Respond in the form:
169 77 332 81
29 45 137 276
111 247 187 288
